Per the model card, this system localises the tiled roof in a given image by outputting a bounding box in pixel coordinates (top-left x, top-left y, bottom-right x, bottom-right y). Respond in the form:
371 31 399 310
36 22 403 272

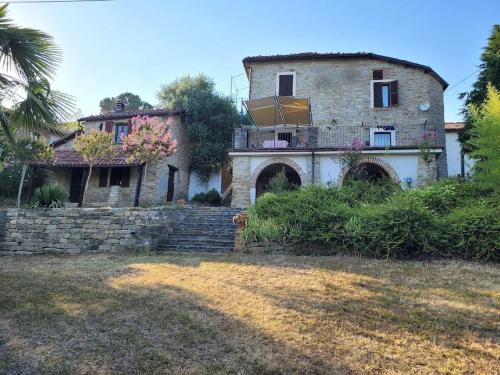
78 108 185 122
31 150 141 167
445 122 465 131
242 52 448 89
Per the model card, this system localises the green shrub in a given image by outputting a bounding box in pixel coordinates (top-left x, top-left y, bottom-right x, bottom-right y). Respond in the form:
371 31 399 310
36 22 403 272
439 205 499 261
29 184 66 208
267 167 291 193
347 198 436 259
192 189 222 205
0 163 45 198
192 192 207 202
401 178 493 214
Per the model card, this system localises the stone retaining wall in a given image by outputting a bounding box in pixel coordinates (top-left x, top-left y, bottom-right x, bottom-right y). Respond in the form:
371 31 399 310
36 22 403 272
0 207 189 255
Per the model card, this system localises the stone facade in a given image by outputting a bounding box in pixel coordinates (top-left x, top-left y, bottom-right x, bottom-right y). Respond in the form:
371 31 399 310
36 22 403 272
44 113 193 207
0 207 190 254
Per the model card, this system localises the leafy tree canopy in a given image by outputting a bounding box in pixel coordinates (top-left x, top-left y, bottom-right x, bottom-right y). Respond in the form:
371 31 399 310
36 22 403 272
460 24 500 152
469 83 500 190
157 74 239 173
99 92 153 114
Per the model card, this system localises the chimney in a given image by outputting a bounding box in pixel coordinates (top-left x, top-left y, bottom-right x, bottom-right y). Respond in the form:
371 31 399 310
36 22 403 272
114 99 125 112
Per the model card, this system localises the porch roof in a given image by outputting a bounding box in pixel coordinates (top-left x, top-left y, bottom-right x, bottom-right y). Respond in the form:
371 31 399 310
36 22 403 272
31 150 142 168
244 96 312 126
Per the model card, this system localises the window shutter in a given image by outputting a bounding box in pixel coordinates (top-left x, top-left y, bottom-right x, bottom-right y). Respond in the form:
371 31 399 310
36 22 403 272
121 168 130 187
390 80 399 106
279 75 294 96
373 82 383 108
105 120 113 133
98 168 108 187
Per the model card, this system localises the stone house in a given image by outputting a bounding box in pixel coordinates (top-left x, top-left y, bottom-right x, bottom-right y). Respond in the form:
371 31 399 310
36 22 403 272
32 107 193 207
230 52 449 207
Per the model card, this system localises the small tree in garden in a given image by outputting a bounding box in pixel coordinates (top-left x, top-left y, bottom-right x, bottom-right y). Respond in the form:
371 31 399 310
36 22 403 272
6 139 54 208
74 130 114 205
469 83 500 189
338 139 365 182
267 167 290 193
418 131 437 185
122 115 177 204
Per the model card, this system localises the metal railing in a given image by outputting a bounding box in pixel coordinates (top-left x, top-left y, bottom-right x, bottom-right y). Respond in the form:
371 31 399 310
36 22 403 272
232 124 440 150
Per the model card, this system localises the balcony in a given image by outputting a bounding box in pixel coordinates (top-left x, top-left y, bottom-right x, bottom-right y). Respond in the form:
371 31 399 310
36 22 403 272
231 124 440 151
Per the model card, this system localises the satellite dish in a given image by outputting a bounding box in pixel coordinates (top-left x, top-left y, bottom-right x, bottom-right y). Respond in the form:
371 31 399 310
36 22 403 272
419 102 430 112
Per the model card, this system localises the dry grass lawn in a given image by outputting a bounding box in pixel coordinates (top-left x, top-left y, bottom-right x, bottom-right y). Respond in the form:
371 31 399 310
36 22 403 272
0 253 498 374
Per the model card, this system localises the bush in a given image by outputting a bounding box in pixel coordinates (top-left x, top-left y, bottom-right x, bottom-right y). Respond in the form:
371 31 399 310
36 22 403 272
29 184 66 208
192 188 222 205
348 198 436 259
401 178 493 214
0 163 45 198
439 205 499 261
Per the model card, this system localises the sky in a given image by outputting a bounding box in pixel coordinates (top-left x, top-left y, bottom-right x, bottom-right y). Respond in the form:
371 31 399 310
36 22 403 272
7 0 499 121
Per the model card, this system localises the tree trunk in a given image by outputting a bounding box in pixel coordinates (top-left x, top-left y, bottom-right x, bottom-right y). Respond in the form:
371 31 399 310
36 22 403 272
81 165 93 206
16 164 27 209
142 162 148 205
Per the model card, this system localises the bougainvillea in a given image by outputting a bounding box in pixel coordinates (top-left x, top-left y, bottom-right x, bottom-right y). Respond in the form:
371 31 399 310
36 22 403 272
122 115 177 204
122 115 177 164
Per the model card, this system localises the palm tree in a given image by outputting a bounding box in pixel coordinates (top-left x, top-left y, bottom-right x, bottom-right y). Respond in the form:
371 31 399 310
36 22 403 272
0 3 73 142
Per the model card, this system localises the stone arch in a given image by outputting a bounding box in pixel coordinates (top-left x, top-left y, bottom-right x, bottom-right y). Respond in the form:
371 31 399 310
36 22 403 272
337 156 400 185
249 157 307 189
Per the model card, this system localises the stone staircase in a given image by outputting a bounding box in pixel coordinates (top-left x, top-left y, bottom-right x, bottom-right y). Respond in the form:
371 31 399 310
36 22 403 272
157 206 241 252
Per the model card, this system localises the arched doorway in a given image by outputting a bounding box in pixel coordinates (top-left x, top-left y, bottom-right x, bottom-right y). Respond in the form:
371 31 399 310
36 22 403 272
255 163 302 197
344 162 390 183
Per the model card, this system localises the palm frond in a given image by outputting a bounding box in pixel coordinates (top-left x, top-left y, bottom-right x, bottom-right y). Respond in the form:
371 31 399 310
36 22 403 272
10 80 74 136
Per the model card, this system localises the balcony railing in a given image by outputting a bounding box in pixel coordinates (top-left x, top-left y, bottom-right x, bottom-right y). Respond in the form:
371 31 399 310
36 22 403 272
232 124 441 150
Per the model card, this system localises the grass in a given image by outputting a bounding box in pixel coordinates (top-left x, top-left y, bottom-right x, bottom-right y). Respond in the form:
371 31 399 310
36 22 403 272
0 253 498 374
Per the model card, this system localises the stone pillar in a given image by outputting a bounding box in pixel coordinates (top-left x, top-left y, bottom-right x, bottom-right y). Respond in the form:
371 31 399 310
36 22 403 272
107 186 122 207
231 156 251 208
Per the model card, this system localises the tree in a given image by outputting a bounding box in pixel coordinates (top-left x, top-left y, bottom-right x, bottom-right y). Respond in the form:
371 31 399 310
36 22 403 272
99 92 153 114
122 115 177 204
3 139 54 208
469 84 500 189
157 74 239 175
0 4 73 143
74 130 114 206
460 24 500 153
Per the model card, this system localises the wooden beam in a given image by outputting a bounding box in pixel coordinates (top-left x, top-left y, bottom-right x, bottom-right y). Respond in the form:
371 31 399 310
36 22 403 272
134 164 145 207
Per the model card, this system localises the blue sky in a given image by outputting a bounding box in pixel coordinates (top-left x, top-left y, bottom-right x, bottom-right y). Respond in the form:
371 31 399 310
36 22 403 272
9 0 499 121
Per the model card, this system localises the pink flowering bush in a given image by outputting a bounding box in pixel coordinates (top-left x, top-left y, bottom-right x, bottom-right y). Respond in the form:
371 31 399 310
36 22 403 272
339 139 365 181
122 115 177 163
122 115 177 204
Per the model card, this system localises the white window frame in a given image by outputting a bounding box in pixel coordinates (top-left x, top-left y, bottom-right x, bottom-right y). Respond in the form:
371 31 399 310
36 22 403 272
370 79 393 108
370 127 396 147
276 71 296 96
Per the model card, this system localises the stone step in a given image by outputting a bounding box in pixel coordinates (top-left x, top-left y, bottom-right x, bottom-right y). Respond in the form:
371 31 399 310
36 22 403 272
166 238 234 246
157 244 233 253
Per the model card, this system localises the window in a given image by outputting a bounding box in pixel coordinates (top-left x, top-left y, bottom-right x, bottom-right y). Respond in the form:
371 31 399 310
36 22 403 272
370 128 396 147
373 132 392 147
372 80 399 108
109 168 130 187
277 132 292 143
276 72 295 96
115 123 129 143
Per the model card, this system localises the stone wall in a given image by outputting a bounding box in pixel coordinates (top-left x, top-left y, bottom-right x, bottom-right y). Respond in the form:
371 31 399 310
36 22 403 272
0 207 190 255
